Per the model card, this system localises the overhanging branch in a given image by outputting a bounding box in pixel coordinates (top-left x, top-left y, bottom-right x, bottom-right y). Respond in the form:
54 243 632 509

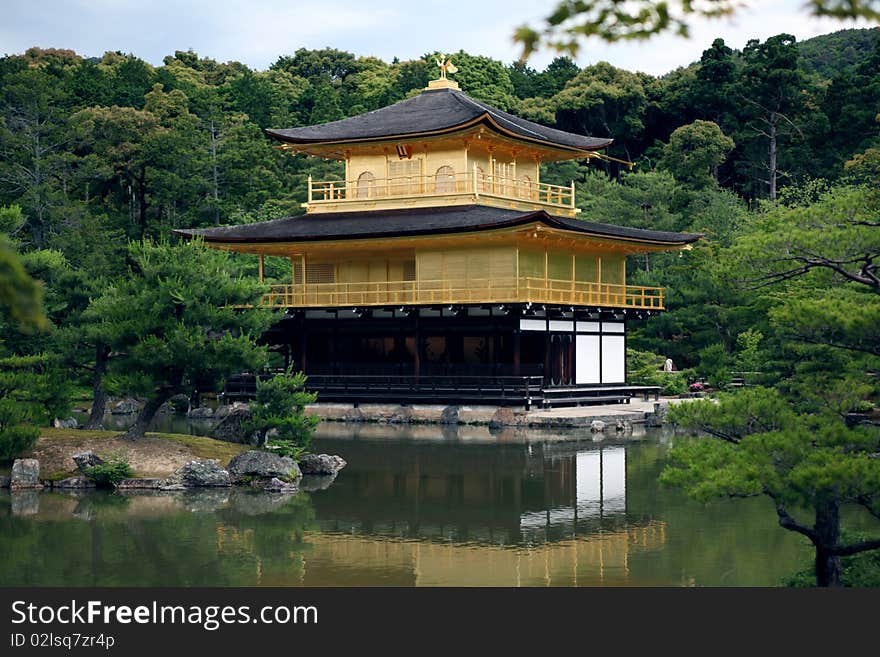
832 538 880 557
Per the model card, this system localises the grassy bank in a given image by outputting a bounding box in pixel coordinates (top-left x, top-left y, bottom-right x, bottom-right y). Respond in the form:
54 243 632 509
28 428 248 479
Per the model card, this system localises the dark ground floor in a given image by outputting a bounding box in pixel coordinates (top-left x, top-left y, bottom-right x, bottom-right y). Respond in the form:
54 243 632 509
227 304 660 408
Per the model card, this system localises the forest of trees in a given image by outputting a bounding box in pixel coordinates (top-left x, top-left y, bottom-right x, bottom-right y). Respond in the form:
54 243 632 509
0 28 878 585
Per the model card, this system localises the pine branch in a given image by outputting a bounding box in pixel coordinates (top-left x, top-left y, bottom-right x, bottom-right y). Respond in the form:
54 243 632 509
831 538 880 557
773 500 819 543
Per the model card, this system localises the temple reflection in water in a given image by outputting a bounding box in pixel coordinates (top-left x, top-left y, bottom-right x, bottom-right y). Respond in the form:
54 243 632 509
221 427 667 586
4 427 803 586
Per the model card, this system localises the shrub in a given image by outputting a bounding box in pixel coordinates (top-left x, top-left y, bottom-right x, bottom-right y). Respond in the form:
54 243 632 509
0 354 71 462
264 439 308 462
696 343 731 389
0 399 39 462
784 535 880 587
84 453 133 489
626 348 688 395
246 368 319 456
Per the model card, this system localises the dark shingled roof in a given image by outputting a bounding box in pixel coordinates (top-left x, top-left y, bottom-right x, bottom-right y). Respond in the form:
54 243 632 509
266 87 612 152
175 206 701 246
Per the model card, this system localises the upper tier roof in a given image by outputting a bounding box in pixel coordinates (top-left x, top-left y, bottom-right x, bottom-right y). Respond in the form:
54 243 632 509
266 87 612 153
175 205 700 247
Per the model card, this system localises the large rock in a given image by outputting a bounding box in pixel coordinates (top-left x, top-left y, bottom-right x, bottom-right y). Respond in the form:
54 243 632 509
163 459 231 488
11 459 42 490
645 403 668 428
590 420 606 433
111 398 139 414
227 450 301 483
212 407 261 445
214 402 247 420
73 451 105 474
298 454 347 476
188 406 215 419
389 406 413 424
53 417 79 429
341 406 365 422
440 406 460 425
169 394 191 414
488 407 527 430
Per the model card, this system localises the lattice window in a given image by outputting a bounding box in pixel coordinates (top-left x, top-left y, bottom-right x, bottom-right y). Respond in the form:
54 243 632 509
518 174 533 200
547 252 572 281
475 166 485 192
402 260 416 281
306 263 335 284
356 171 376 199
434 165 456 193
518 250 544 279
389 158 421 195
600 255 624 285
575 255 599 283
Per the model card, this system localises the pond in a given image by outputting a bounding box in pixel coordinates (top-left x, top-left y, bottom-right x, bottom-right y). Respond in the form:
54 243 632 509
0 423 812 586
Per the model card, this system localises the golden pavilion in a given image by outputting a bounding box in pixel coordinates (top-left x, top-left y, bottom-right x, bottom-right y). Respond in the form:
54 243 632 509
177 71 699 408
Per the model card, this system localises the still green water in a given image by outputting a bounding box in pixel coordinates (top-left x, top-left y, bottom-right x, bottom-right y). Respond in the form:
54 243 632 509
0 424 811 586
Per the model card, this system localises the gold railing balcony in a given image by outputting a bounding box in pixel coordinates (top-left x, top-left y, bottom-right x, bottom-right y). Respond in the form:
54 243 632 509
306 171 577 214
260 278 664 310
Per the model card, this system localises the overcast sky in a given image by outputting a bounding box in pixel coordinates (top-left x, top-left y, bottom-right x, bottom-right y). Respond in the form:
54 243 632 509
2 0 874 75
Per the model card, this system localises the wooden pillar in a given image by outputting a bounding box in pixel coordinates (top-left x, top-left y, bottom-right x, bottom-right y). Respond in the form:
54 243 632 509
300 317 308 373
544 326 551 386
414 312 421 382
329 310 337 375
258 255 265 282
493 328 501 376
513 328 521 377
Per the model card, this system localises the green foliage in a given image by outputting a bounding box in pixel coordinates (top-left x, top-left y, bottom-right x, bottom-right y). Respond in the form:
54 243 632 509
798 28 880 78
695 343 731 388
784 534 880 587
0 353 71 461
664 389 880 509
665 388 880 586
264 441 307 462
0 206 46 331
626 348 687 394
84 452 133 489
659 120 734 188
553 62 647 159
0 354 72 426
843 147 880 184
514 0 880 58
246 369 319 454
0 400 39 462
86 239 275 438
443 52 516 110
734 328 764 380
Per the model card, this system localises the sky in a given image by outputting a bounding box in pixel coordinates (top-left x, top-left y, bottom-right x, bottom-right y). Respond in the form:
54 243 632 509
1 0 874 75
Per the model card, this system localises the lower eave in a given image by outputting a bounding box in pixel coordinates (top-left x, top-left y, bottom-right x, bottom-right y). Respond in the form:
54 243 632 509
174 206 701 252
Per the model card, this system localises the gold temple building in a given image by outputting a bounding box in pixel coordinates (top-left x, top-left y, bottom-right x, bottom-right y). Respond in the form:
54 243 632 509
177 71 699 407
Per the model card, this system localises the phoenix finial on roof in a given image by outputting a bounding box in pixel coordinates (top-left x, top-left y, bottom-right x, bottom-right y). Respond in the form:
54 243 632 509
434 55 458 80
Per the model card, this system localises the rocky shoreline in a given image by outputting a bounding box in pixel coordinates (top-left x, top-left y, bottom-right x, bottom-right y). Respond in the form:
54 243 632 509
64 396 671 437
1 448 346 495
